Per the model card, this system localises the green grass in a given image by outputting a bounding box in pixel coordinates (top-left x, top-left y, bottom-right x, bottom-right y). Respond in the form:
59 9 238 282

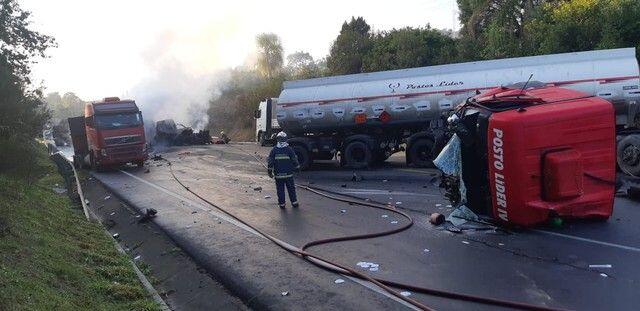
0 147 159 311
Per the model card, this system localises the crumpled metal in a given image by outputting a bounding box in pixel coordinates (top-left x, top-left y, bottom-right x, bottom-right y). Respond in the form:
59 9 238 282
433 134 467 204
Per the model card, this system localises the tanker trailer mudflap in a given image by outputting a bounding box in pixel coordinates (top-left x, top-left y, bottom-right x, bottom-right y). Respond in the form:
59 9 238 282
68 116 88 168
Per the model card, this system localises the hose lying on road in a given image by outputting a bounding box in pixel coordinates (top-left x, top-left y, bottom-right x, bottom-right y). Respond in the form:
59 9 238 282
162 147 564 311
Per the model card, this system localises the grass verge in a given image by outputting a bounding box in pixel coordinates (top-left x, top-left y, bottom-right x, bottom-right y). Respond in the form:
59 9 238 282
0 147 159 310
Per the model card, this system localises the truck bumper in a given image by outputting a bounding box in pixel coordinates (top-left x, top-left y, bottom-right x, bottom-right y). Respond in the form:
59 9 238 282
96 144 148 166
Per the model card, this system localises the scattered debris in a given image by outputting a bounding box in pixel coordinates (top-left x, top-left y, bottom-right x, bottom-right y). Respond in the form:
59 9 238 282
446 205 480 227
281 291 289 296
253 186 263 191
51 187 67 194
381 214 388 218
447 226 462 233
110 212 116 216
340 209 346 213
155 119 212 146
498 243 505 246
152 154 164 161
462 240 470 245
178 151 191 156
264 195 271 199
382 179 388 183
137 208 158 223
390 220 398 224
134 255 141 261
400 291 412 297
144 168 150 173
334 279 345 284
628 186 640 202
435 203 442 207
600 273 608 277
429 213 445 225
589 264 612 269
191 211 198 214
423 249 430 253
395 201 402 205
112 233 120 239
104 195 111 200
352 172 363 182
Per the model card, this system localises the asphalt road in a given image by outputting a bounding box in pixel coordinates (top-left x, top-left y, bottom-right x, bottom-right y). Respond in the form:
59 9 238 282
89 143 640 311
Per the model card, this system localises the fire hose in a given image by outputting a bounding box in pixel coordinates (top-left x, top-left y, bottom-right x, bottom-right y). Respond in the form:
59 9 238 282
162 148 565 311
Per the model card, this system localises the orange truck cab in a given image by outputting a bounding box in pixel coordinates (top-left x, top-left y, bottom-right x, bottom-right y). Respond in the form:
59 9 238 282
68 97 147 170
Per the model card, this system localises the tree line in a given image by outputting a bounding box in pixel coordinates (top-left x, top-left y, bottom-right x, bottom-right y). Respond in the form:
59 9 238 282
207 0 640 140
0 0 55 177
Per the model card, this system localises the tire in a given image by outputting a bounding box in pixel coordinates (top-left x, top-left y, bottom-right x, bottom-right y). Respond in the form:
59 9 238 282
90 152 105 172
292 145 311 170
408 138 436 168
344 141 372 169
617 135 640 177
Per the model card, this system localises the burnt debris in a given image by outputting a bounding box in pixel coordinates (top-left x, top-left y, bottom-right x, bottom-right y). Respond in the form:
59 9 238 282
155 119 212 146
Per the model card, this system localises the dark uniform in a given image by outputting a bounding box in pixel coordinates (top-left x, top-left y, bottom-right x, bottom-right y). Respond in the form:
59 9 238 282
267 145 300 208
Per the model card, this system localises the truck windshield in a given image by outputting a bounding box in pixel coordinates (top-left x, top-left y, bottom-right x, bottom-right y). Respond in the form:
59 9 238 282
95 112 142 130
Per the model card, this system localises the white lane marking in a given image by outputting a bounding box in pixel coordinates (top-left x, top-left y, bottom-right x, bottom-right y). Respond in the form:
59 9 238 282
341 190 439 197
119 170 261 236
117 170 416 309
532 229 640 253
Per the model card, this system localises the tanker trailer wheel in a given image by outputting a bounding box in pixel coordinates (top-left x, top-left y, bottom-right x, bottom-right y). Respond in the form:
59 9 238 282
292 145 311 170
617 135 640 177
408 138 436 168
258 131 267 146
344 141 372 169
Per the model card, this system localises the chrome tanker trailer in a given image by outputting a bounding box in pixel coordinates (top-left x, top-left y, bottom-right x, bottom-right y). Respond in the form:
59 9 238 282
255 48 640 173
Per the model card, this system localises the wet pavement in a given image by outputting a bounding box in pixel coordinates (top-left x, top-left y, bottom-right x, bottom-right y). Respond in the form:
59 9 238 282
88 143 640 310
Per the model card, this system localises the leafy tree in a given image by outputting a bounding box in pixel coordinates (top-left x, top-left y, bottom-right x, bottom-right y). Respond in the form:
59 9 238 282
326 17 373 75
0 0 56 83
256 33 284 79
0 0 55 176
526 0 640 58
363 26 458 72
45 92 85 121
456 0 547 60
285 51 320 79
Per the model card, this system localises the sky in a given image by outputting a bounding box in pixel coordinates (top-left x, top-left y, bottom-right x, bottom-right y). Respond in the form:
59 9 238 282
21 0 459 100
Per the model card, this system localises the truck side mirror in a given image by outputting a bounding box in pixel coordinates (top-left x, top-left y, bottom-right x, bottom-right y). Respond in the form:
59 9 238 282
254 109 261 119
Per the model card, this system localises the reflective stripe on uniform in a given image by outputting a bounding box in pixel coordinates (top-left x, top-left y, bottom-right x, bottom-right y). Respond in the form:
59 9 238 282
275 155 290 160
275 174 293 179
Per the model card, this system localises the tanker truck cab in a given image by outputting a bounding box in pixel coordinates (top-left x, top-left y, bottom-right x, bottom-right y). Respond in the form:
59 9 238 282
255 98 281 146
84 97 147 170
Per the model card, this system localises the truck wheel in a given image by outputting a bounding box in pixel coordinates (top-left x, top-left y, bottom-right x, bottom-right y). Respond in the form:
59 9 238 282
292 145 311 170
344 141 372 169
617 135 640 177
408 138 435 167
90 152 105 172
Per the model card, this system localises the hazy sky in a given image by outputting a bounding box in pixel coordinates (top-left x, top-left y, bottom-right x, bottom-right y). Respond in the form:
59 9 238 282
21 0 459 100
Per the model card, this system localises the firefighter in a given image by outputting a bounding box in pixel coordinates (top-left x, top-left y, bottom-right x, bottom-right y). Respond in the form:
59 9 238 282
220 131 230 144
267 131 300 209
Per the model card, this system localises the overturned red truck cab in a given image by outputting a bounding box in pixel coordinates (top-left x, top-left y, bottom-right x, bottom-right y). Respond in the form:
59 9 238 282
453 87 616 226
68 97 148 170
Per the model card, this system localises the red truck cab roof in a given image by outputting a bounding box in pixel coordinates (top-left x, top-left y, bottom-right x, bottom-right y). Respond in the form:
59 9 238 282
85 97 139 117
